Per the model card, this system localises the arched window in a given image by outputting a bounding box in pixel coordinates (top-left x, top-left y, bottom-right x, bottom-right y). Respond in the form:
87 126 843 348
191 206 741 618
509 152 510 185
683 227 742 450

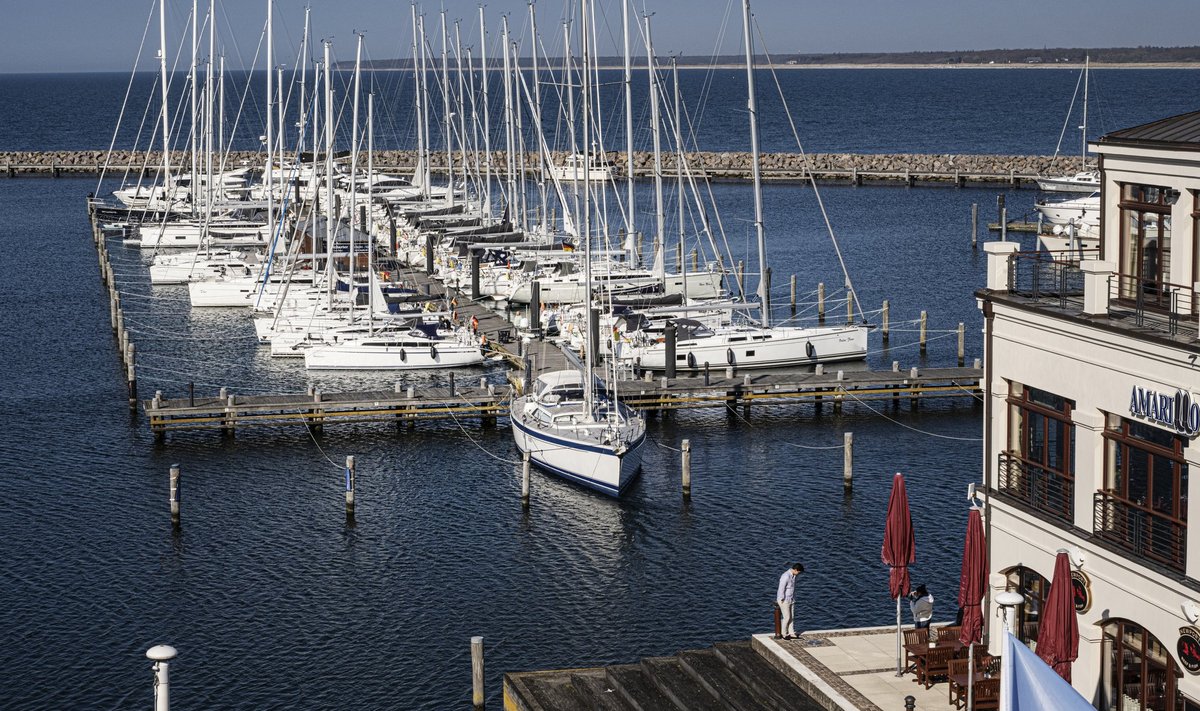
1004 566 1049 645
1101 619 1182 711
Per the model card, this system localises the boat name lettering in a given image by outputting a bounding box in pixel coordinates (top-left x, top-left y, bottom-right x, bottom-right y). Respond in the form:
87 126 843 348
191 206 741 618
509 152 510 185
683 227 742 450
1128 386 1200 437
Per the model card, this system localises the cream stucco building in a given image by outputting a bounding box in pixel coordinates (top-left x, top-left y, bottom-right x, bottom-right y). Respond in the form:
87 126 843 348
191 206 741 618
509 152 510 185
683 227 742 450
979 110 1200 710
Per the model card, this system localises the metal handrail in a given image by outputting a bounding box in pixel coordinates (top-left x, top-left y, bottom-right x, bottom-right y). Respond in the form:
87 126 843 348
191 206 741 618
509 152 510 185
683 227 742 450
1093 490 1186 573
996 452 1074 524
1109 274 1198 337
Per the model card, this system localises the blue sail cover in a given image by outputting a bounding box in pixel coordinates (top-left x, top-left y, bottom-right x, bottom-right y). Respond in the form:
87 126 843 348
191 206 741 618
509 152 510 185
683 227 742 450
1000 631 1093 711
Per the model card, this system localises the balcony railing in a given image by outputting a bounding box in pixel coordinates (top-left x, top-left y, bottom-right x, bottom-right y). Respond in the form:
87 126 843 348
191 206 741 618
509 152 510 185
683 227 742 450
1007 251 1089 309
996 452 1074 525
1109 274 1199 338
1093 491 1187 573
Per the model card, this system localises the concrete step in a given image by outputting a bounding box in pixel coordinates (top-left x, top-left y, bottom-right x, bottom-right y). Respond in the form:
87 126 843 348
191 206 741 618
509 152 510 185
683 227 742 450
522 670 604 710
713 641 825 711
640 656 732 711
606 664 683 711
677 648 767 711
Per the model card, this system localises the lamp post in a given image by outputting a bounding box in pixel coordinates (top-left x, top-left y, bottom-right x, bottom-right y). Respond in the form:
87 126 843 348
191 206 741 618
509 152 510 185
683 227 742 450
147 645 178 711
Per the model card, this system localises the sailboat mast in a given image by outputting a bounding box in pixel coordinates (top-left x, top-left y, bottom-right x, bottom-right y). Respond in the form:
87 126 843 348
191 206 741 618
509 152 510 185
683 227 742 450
644 15 665 275
501 15 517 223
299 8 310 155
580 0 594 412
191 0 199 207
350 32 364 319
529 1 548 231
266 0 275 237
621 0 636 257
441 11 454 208
419 15 432 193
1081 56 1089 172
478 6 493 216
563 20 579 235
368 91 375 333
741 0 769 327
205 0 215 213
157 0 171 196
324 40 334 308
673 56 688 302
454 21 469 198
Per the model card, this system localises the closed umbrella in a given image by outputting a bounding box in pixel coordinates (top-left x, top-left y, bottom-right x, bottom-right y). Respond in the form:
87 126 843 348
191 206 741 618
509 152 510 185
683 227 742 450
1036 551 1079 682
958 506 987 707
882 472 915 676
958 507 987 646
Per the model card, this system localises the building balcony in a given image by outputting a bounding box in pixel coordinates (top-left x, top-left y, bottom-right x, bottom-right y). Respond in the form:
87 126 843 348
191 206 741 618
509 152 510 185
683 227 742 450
980 244 1200 347
995 452 1074 526
1093 490 1187 573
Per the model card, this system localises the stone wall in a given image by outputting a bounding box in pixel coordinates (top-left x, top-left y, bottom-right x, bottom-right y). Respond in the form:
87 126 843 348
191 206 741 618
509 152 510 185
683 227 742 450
1 149 1088 177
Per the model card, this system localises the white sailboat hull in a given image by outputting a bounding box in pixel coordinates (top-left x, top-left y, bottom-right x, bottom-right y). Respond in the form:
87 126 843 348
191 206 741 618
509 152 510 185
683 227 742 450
628 324 869 371
303 341 483 370
510 404 645 497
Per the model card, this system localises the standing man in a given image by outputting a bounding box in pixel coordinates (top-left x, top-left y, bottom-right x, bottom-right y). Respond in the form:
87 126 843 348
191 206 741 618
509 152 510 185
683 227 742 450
776 563 804 640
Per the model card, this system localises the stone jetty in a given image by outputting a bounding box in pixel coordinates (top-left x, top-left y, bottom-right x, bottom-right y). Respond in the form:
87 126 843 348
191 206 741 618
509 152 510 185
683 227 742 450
4 149 1086 185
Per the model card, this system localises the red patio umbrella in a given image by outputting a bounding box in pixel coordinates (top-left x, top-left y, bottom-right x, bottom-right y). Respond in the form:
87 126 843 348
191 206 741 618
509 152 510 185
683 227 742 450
958 507 987 647
1037 551 1080 681
882 472 915 675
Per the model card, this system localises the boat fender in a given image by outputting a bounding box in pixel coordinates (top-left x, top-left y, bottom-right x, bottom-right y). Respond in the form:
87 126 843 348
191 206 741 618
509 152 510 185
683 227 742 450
806 341 815 358
400 348 406 362
687 352 697 370
430 345 438 359
726 348 735 365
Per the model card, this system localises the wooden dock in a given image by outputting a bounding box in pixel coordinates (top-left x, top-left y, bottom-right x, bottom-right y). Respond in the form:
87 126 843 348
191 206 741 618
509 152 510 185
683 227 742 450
145 383 507 437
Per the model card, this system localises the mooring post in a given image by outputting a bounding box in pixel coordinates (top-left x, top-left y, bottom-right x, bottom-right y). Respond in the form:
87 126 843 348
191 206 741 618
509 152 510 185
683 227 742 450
736 260 745 294
789 274 797 315
881 300 890 343
817 283 826 323
919 310 928 353
449 372 456 397
470 252 481 301
905 696 916 711
846 291 854 325
524 355 534 393
681 439 692 499
664 321 677 379
529 281 542 334
471 636 485 709
128 362 138 410
703 362 710 386
971 202 979 248
998 194 1008 242
188 382 195 407
345 455 356 520
843 432 854 494
169 464 181 528
521 451 531 508
691 248 698 270
957 322 966 365
425 233 435 274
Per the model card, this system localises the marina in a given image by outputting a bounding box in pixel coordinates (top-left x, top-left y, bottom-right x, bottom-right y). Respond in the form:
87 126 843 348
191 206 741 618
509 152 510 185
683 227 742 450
10 1 1200 709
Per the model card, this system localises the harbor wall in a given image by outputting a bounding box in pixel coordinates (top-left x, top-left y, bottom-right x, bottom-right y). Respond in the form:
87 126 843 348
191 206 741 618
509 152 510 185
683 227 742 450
3 150 1087 180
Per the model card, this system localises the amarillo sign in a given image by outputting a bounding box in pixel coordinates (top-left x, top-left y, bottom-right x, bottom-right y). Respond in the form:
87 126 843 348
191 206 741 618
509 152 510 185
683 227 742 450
1129 386 1200 437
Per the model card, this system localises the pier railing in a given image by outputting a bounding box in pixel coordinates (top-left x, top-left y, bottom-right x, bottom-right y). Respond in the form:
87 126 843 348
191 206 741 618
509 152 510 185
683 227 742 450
1093 490 1186 573
996 452 1074 526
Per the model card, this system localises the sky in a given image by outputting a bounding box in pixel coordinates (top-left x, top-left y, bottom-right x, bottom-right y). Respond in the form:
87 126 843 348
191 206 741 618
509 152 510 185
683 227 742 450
2 0 1200 73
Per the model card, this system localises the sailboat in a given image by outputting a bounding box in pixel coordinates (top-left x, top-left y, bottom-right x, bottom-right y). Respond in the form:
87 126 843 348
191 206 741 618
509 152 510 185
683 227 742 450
1037 57 1099 193
621 0 869 373
510 0 646 497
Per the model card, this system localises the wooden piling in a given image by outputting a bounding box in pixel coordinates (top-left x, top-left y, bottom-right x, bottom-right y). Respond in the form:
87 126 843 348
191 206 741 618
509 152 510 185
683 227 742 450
691 249 699 271
817 283 826 323
919 311 928 353
470 252 481 301
681 439 692 499
846 291 854 325
345 455 356 520
169 464 181 527
789 274 797 315
529 282 542 333
957 322 966 366
736 260 745 295
521 451 531 508
971 203 979 248
664 321 677 379
843 432 853 493
471 636 485 709
881 300 890 343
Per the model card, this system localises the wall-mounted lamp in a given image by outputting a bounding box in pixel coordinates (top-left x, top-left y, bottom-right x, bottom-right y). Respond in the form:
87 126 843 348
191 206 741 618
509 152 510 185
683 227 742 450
1183 601 1200 624
967 483 985 509
1067 547 1085 569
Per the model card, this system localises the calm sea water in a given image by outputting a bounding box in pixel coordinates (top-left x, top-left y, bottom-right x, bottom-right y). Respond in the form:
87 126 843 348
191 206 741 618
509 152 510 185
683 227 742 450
0 66 1159 709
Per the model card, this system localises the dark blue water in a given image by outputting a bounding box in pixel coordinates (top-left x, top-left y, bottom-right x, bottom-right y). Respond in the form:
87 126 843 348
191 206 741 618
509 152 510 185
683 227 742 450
0 67 1093 709
5 67 1200 154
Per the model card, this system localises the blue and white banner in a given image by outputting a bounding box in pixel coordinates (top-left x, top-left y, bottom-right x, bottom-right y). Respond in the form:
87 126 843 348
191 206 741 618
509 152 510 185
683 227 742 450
1000 631 1092 711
